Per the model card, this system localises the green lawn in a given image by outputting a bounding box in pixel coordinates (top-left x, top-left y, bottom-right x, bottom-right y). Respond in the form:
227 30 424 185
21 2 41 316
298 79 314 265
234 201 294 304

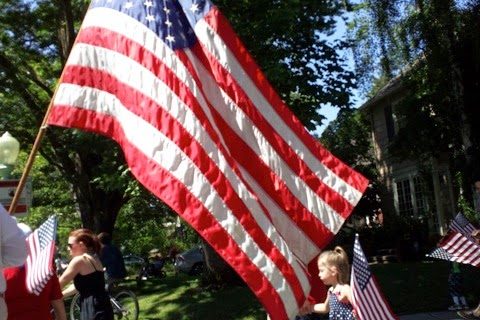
113 261 480 319
131 274 264 320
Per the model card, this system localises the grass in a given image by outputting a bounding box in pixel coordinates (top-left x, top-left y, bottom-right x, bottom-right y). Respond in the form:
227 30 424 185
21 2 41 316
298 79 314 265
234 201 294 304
111 261 480 319
125 274 264 320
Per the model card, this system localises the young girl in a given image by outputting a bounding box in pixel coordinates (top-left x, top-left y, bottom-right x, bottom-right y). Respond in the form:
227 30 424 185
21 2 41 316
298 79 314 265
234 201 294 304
308 246 356 319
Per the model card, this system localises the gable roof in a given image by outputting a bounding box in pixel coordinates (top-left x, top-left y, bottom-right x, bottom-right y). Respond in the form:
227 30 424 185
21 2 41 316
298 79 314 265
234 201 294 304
359 75 404 112
359 55 425 112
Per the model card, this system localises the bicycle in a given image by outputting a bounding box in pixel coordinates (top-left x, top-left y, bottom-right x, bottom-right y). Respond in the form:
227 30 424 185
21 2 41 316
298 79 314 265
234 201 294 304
69 286 139 320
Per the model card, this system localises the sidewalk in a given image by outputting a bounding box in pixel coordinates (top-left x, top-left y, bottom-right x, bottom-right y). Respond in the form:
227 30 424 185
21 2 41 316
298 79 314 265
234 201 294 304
399 310 463 319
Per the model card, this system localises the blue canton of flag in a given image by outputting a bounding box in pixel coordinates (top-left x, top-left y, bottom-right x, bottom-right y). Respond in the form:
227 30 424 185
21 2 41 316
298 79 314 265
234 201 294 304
38 216 56 249
352 237 371 290
450 212 476 238
426 247 453 262
90 0 211 49
25 216 58 295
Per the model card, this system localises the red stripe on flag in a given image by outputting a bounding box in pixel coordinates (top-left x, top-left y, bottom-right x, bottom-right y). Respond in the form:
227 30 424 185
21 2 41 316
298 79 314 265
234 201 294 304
5 204 28 214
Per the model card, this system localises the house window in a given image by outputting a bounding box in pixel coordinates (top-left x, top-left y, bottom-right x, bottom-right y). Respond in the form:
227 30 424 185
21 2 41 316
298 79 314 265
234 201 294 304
413 176 427 215
395 176 429 217
397 178 414 215
384 104 396 141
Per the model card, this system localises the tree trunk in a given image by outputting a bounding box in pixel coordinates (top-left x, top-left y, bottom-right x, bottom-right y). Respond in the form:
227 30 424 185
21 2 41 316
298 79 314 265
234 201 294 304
201 240 243 286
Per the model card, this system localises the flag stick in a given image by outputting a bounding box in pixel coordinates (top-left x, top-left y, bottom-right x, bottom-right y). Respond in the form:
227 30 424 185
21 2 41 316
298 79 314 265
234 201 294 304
8 104 52 214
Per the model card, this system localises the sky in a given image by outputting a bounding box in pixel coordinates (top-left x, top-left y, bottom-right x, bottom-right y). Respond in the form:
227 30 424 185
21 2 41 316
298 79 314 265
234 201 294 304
314 13 364 136
315 0 474 136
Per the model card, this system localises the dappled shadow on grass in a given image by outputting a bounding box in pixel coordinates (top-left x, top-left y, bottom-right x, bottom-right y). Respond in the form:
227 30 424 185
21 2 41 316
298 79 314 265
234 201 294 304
135 273 264 319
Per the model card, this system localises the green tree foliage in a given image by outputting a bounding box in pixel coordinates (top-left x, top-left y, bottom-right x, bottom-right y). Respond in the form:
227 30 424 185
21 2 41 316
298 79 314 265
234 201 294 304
0 0 133 233
350 0 480 205
320 109 380 218
13 151 80 249
214 0 356 130
0 0 355 241
321 109 375 176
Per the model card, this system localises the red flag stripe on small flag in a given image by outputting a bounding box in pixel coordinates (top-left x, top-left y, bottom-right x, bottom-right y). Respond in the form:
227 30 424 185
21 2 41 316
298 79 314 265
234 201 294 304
351 234 398 320
25 216 57 295
48 2 368 319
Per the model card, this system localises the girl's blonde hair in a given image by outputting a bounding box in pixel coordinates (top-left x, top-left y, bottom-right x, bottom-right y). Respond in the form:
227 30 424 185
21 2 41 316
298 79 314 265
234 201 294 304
318 246 350 284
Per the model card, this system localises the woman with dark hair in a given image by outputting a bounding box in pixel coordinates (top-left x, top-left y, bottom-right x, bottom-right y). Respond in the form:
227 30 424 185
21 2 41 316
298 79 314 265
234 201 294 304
59 229 113 320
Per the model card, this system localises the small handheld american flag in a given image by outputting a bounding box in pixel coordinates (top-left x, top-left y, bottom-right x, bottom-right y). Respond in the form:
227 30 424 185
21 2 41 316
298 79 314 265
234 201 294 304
426 213 480 267
436 230 480 267
351 234 398 320
450 212 477 239
25 216 58 295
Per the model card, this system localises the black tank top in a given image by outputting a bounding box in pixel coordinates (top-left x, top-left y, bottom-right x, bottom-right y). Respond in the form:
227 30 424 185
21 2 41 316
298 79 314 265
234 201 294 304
73 256 107 297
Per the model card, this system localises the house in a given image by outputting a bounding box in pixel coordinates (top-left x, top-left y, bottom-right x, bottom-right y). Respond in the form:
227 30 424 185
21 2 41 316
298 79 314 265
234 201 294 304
360 75 456 235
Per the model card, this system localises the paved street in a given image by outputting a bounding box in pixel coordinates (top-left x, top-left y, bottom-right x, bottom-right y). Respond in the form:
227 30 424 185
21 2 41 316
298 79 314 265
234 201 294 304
399 311 463 320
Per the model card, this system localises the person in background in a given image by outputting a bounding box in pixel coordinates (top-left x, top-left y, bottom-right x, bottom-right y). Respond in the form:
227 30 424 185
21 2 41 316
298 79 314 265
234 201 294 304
59 229 113 320
301 246 356 320
4 222 66 320
97 232 126 286
458 177 480 320
0 204 28 320
447 262 468 311
457 229 480 319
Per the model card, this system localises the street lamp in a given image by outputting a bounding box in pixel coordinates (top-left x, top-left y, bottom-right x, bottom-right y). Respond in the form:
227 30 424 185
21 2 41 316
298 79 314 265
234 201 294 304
0 132 20 180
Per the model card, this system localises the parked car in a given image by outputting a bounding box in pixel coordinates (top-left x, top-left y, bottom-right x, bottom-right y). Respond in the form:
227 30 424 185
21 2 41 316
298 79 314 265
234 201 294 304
174 246 205 275
123 254 145 276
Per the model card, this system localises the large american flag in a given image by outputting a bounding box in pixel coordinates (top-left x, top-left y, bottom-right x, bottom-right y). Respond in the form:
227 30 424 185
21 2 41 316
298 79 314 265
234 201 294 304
25 216 57 295
47 0 368 318
351 234 397 320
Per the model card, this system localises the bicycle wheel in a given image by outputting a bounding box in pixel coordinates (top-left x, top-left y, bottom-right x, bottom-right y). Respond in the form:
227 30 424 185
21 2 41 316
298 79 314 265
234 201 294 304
111 289 139 320
69 293 81 320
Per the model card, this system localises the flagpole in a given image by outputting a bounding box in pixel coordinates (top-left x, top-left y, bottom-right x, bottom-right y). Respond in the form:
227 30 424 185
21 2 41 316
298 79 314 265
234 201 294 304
8 103 53 215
